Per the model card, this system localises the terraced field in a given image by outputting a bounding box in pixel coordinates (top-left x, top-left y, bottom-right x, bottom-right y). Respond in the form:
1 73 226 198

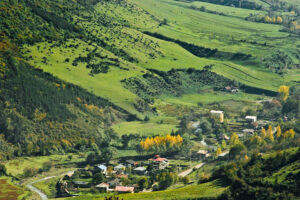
0 178 25 200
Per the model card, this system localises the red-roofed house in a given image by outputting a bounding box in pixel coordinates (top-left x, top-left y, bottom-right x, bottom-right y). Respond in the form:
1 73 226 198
148 155 169 169
115 186 134 193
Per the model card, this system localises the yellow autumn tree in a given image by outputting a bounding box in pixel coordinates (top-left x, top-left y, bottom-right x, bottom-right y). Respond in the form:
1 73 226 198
216 147 222 156
229 133 240 146
276 125 281 139
265 16 272 23
276 16 283 24
140 134 183 152
267 125 274 142
278 85 289 102
261 128 266 138
272 17 276 23
287 129 296 139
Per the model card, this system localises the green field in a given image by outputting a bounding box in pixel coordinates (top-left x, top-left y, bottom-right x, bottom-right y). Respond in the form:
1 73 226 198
112 121 178 136
4 154 84 178
161 92 265 106
99 180 226 200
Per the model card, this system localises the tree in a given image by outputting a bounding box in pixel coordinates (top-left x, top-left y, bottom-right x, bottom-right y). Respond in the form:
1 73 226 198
261 128 266 138
276 16 283 24
138 177 149 190
182 176 190 184
229 133 240 146
287 129 296 139
216 147 222 157
41 161 52 172
0 164 6 176
267 125 274 142
86 151 97 164
221 140 227 150
229 143 247 159
276 125 281 139
93 172 106 184
265 16 272 23
278 85 289 102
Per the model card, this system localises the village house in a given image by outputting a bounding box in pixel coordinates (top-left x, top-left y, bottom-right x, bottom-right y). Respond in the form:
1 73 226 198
115 186 134 193
72 181 89 188
95 182 109 193
194 150 211 160
125 159 138 168
108 179 121 188
148 155 169 169
210 110 224 123
242 129 255 135
114 164 126 174
63 171 74 180
133 166 147 175
116 174 128 179
95 164 107 175
224 86 239 93
245 116 257 123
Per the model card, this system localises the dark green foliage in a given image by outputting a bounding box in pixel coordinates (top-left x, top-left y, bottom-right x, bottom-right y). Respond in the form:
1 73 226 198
229 143 247 159
92 173 106 184
0 164 7 176
41 161 52 172
122 68 237 101
262 50 293 74
214 148 300 199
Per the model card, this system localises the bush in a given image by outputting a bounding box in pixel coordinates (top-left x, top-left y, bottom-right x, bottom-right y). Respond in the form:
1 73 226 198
23 167 39 178
41 161 52 172
0 164 7 176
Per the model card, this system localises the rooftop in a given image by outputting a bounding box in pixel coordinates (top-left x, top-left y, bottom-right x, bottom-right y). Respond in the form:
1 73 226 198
197 150 208 154
95 182 109 188
210 110 224 114
134 167 147 171
115 186 134 192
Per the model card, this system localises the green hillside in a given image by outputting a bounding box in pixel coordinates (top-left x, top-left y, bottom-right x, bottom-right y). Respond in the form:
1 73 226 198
1 0 300 158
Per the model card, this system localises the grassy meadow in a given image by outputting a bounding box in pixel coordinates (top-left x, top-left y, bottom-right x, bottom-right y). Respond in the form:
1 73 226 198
4 154 84 179
98 180 226 200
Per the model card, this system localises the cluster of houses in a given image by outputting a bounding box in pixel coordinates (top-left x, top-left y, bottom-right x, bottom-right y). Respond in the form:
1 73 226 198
194 110 269 160
62 155 169 194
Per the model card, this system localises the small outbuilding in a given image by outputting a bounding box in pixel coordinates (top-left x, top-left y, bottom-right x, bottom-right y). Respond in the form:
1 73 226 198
245 116 257 123
133 167 147 175
210 110 224 123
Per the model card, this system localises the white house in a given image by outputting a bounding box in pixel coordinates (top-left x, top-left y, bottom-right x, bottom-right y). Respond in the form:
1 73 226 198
245 116 257 122
210 110 224 123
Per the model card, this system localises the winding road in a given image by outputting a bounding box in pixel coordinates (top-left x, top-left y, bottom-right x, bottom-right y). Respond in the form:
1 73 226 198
178 162 205 177
26 176 56 200
26 171 74 200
